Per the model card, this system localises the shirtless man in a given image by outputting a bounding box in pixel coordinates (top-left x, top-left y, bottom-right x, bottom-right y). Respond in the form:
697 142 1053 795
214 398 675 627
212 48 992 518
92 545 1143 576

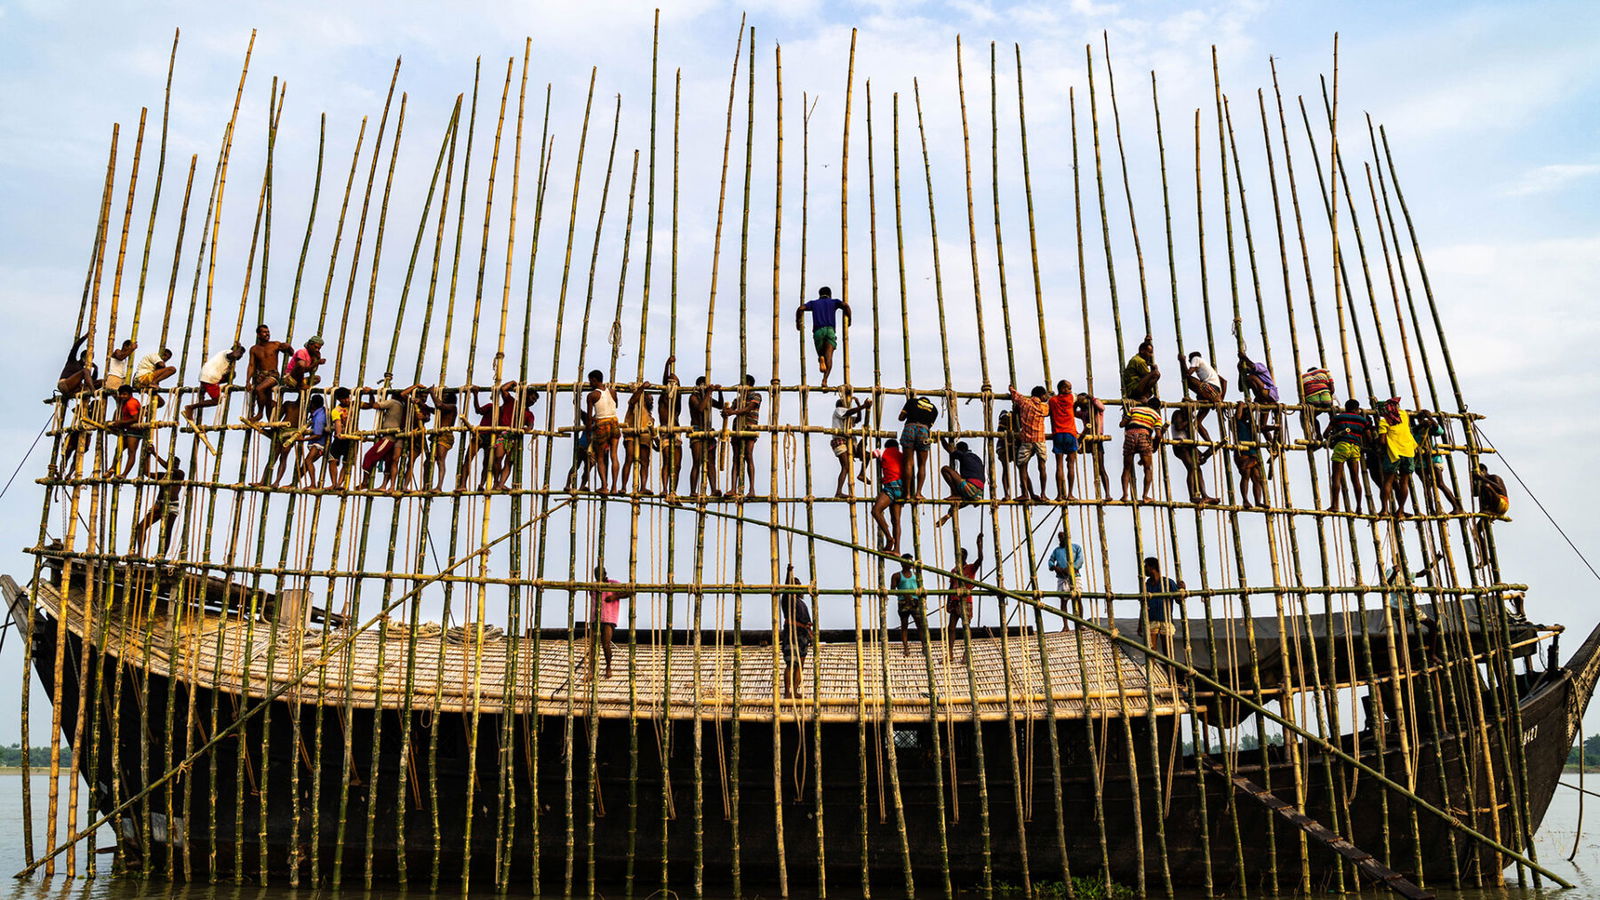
1075 392 1111 499
429 388 460 490
658 357 684 495
720 375 763 497
687 377 725 497
622 383 657 495
132 455 185 554
246 325 294 422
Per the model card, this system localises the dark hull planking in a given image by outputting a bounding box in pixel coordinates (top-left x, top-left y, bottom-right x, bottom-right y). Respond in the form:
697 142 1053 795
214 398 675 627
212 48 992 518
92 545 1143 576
27 607 1585 892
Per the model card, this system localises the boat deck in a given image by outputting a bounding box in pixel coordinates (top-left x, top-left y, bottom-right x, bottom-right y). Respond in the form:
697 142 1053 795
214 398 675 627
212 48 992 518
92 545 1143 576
29 580 1185 723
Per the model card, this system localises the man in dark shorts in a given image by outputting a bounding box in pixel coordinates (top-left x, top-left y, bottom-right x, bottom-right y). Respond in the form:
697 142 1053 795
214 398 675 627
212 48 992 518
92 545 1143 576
57 334 98 399
795 286 851 387
324 387 356 488
1411 411 1462 515
246 325 295 422
132 454 185 554
946 536 983 661
1075 393 1111 498
687 376 725 497
936 437 985 526
891 554 925 656
1122 336 1160 404
1232 399 1269 509
780 564 814 699
1169 407 1218 505
429 387 459 490
719 374 763 498
897 392 938 500
658 357 684 496
106 384 151 479
1471 463 1510 568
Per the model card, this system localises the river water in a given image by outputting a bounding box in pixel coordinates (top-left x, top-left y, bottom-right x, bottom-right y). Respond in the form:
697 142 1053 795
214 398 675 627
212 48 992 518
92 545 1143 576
1 773 1595 898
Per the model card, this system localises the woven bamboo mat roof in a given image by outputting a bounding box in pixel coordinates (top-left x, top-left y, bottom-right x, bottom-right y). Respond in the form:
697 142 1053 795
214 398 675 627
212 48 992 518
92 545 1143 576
40 582 1184 723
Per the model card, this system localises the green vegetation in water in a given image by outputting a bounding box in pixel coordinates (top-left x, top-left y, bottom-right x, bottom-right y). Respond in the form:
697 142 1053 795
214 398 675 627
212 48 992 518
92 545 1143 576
995 876 1136 899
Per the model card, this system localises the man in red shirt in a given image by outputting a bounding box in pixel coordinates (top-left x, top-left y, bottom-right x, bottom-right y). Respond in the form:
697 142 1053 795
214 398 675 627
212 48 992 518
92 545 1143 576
871 439 906 552
1048 379 1080 501
107 385 151 478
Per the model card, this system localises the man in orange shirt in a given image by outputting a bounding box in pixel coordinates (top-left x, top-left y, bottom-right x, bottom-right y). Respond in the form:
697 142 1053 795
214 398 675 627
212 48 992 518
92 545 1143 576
1047 379 1080 501
1008 384 1050 501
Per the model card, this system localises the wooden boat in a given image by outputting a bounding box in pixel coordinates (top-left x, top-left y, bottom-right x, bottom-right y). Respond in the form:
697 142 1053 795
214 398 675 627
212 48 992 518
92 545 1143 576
10 564 1594 892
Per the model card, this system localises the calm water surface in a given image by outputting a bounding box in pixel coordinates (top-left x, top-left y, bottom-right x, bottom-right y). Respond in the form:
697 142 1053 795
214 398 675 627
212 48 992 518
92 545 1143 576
2 773 1597 899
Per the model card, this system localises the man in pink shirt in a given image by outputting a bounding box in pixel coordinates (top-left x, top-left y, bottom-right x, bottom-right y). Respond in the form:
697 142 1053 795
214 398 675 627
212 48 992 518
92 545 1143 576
584 566 634 680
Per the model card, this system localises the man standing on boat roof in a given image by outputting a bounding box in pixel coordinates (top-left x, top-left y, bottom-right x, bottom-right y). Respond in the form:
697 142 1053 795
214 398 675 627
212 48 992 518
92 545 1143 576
796 285 851 388
780 563 813 699
1046 530 1085 630
891 553 926 656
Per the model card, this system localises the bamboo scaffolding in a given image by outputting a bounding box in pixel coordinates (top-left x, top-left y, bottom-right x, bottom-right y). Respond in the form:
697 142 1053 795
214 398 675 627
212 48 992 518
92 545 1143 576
17 26 1566 900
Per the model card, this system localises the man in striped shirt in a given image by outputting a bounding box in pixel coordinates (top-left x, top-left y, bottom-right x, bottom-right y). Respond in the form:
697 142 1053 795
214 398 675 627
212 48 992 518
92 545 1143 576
1008 384 1050 501
1120 400 1165 503
1325 399 1372 514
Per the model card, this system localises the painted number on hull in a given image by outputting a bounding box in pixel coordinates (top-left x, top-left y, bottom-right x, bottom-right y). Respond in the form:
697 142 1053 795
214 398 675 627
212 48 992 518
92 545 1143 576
1523 724 1538 746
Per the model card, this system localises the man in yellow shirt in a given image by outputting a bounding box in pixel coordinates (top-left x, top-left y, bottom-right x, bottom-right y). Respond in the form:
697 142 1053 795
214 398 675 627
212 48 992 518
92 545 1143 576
1376 397 1417 517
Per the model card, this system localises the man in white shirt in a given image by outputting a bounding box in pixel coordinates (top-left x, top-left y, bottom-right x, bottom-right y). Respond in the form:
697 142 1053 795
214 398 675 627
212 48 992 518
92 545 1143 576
184 344 245 420
1181 351 1227 427
133 347 176 388
104 339 136 390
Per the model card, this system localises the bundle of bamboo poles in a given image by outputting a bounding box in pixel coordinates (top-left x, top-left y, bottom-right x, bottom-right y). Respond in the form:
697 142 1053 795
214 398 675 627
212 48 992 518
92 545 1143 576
14 18 1557 898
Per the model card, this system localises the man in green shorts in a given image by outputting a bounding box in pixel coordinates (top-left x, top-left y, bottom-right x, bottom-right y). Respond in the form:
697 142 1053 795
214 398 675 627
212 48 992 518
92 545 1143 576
891 554 926 656
795 286 852 388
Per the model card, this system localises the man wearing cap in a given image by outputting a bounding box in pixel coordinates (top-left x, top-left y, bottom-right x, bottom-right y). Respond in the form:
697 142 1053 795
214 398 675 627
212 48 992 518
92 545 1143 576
284 336 326 392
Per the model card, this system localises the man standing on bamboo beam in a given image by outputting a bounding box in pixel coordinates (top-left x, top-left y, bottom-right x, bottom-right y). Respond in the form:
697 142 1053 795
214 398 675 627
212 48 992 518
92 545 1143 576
898 391 939 500
586 370 622 495
132 453 184 554
1169 407 1219 506
1075 392 1111 499
1119 399 1164 503
1046 530 1085 630
658 356 684 496
1375 396 1418 517
795 285 850 388
687 376 725 497
870 438 907 551
1140 556 1183 655
1008 384 1049 501
1231 399 1269 509
428 387 459 491
1325 399 1373 513
1048 379 1081 501
720 374 763 498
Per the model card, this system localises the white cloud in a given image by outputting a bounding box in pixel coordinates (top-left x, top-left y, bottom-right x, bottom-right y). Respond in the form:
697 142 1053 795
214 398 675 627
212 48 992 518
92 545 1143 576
1503 162 1600 197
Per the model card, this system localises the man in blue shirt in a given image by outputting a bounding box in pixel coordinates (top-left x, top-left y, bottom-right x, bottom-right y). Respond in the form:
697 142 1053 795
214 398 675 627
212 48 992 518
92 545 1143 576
1141 556 1184 652
1046 531 1085 630
795 286 851 387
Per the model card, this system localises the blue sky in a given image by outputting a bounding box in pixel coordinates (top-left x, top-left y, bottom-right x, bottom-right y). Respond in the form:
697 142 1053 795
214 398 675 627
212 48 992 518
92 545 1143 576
1 0 1598 745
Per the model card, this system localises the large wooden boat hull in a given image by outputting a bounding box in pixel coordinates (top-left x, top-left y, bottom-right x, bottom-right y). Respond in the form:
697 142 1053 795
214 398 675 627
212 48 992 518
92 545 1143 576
14 577 1596 892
